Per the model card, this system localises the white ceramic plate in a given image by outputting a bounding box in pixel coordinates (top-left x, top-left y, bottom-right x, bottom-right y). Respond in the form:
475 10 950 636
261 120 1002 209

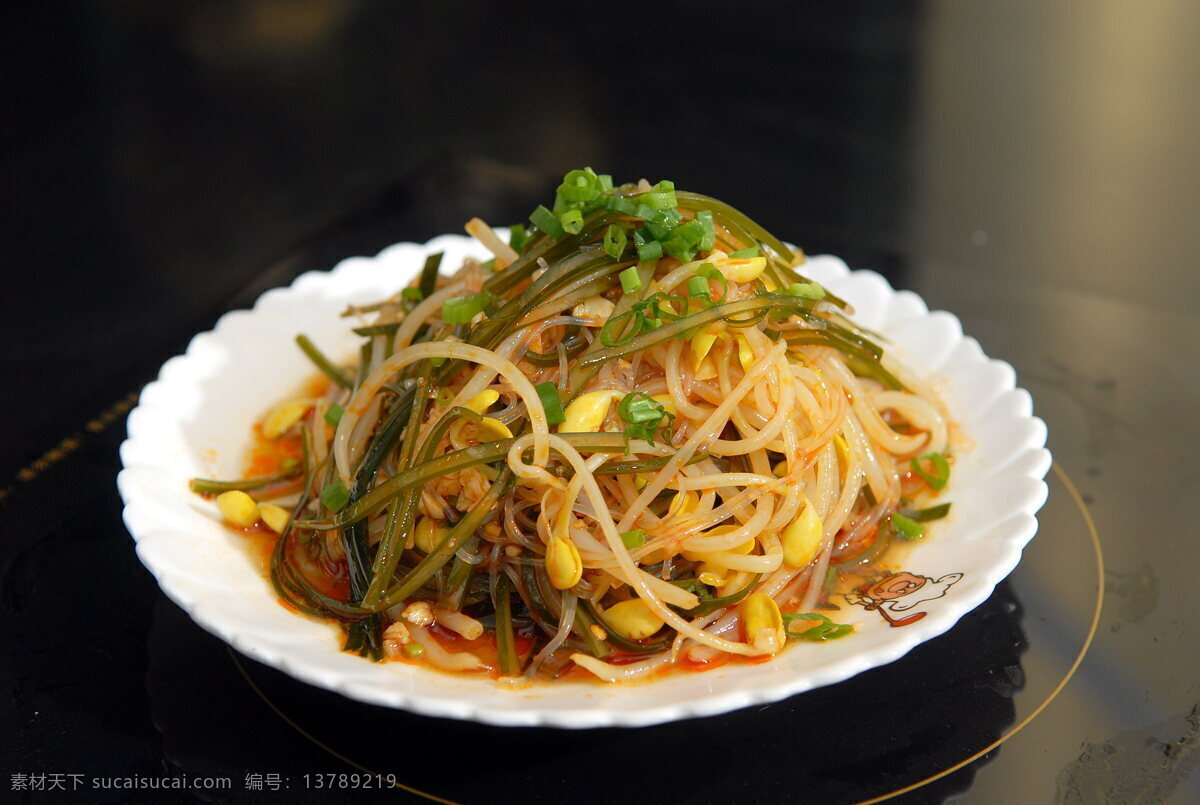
118 235 1050 728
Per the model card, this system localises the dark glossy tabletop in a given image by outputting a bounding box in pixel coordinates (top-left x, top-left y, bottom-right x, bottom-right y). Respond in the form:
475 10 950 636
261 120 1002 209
4 3 1198 803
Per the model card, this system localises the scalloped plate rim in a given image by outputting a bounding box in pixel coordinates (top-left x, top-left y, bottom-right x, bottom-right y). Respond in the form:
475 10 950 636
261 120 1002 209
117 234 1050 728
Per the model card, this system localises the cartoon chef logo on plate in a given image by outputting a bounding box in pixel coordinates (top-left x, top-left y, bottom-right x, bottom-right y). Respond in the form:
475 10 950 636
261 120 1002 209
844 571 964 627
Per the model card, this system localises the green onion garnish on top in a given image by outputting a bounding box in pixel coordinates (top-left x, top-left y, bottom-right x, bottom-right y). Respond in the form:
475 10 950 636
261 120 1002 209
603 224 627 259
558 208 584 235
324 403 345 427
442 291 493 324
620 528 647 548
556 167 604 205
636 237 662 262
619 265 643 293
696 210 716 252
638 179 678 211
618 392 665 424
530 204 565 239
605 195 638 216
659 218 710 262
617 392 672 445
692 263 727 305
535 381 566 426
728 245 761 259
910 452 951 490
641 207 682 241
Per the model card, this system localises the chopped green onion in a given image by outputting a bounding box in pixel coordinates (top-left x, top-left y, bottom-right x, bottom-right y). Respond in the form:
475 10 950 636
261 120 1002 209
442 291 493 324
604 224 627 259
530 204 565 239
597 173 614 191
324 403 345 427
693 263 728 304
728 245 760 259
321 481 350 513
676 219 708 244
659 219 707 261
902 502 952 522
403 643 424 658
401 287 424 303
604 196 638 216
617 392 665 424
783 613 853 642
910 452 951 490
889 513 924 540
636 238 662 261
634 203 659 222
620 529 646 548
785 281 826 300
617 392 672 445
641 207 682 240
558 208 584 234
619 265 643 293
624 421 662 444
557 168 602 204
638 179 677 210
687 275 710 298
535 381 566 426
508 223 529 253
696 209 716 252
661 208 684 229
